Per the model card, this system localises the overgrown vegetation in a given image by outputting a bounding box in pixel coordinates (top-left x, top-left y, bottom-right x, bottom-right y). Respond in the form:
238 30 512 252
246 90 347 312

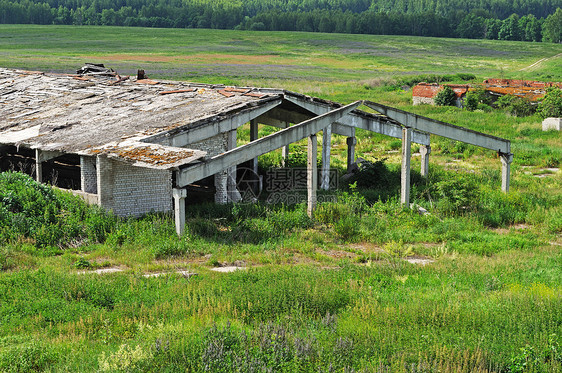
434 86 457 106
537 87 562 119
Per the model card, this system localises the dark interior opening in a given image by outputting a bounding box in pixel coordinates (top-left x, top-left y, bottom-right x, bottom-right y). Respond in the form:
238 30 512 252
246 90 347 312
42 154 81 190
0 145 37 179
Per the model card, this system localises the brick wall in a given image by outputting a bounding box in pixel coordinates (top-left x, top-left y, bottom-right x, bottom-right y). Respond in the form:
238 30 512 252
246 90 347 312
188 133 228 157
97 156 172 217
80 156 97 194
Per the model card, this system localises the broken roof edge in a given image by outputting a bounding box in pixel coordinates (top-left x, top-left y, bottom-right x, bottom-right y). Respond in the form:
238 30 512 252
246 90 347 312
84 140 207 170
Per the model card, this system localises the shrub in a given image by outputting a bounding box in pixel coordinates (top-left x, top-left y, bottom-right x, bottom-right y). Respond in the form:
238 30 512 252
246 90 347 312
315 202 351 225
537 87 562 119
346 159 393 189
0 172 116 249
430 176 478 215
334 215 360 241
434 86 457 106
464 90 480 111
0 340 60 372
464 87 491 110
496 94 536 117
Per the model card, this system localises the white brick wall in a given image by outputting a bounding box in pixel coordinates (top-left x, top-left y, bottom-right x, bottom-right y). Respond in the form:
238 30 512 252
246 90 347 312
97 156 172 217
80 156 97 194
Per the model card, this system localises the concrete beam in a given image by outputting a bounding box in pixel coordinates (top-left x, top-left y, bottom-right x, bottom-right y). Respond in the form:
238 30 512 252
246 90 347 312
176 101 362 187
261 106 311 125
284 95 430 145
365 101 511 153
36 149 64 163
401 127 412 206
144 99 282 147
308 134 318 217
333 123 355 137
321 124 332 190
173 188 187 236
254 115 287 128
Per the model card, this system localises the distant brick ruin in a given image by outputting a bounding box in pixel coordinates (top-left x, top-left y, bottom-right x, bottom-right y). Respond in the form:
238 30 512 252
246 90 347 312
413 79 562 107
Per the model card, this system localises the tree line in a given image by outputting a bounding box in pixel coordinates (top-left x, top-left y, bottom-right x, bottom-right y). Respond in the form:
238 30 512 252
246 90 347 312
1 0 561 42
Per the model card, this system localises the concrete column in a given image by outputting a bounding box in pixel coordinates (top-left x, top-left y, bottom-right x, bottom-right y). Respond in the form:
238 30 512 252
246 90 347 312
401 127 412 206
173 188 187 236
80 156 98 194
35 149 42 183
307 134 318 217
250 119 259 174
281 122 290 167
226 130 241 202
346 130 357 172
420 145 431 178
321 124 332 190
214 171 228 204
501 153 513 193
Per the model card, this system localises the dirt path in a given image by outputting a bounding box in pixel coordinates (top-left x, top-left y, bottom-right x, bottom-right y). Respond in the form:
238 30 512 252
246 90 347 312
520 52 562 71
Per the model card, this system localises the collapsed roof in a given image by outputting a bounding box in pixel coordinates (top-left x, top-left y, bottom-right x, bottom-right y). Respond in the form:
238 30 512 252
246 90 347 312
0 67 281 169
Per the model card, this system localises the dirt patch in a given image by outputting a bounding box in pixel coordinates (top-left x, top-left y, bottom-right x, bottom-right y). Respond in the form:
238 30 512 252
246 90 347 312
493 224 530 235
347 242 385 253
319 250 358 259
404 256 435 266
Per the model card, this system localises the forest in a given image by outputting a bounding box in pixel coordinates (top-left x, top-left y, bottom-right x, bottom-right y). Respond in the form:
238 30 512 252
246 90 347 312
1 0 562 42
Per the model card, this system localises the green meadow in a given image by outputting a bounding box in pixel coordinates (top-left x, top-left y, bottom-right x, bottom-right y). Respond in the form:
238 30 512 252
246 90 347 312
0 25 561 372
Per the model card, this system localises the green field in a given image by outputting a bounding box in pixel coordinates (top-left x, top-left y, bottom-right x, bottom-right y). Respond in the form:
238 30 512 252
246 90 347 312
0 25 561 372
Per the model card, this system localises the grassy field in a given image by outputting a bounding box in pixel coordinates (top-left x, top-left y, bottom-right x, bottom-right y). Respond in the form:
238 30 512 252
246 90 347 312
0 25 561 372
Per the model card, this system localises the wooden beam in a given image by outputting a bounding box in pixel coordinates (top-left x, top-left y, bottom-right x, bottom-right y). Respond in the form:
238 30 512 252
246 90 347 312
176 101 362 187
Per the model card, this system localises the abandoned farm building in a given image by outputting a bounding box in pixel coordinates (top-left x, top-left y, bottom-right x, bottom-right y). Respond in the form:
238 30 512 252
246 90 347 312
0 67 512 235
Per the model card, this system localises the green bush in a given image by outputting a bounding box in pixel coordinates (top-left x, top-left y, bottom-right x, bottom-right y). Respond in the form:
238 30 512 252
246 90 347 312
496 94 536 117
334 215 360 241
0 172 117 249
434 86 457 106
430 176 478 215
537 87 562 119
0 340 60 372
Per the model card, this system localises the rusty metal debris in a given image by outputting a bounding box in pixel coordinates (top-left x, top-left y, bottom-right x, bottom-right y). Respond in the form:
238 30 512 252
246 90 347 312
109 75 130 85
224 87 251 93
217 89 235 98
136 79 159 85
243 92 267 98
